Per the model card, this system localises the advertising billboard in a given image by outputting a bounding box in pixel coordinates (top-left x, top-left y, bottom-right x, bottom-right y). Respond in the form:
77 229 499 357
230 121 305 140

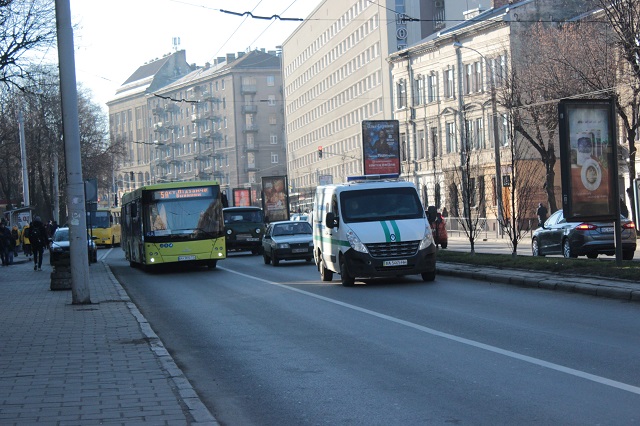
558 99 618 221
232 188 251 207
362 120 401 176
261 176 289 222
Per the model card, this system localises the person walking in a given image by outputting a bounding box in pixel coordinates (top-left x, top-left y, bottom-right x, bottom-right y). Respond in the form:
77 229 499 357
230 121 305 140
0 221 12 266
536 203 548 227
28 216 47 271
11 225 20 257
21 223 32 260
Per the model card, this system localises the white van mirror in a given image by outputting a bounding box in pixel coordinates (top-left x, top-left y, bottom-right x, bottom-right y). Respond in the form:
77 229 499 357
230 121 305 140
325 212 338 229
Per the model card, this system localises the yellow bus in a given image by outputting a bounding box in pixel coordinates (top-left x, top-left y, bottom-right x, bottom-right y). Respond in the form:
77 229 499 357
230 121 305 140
121 181 226 270
86 207 121 247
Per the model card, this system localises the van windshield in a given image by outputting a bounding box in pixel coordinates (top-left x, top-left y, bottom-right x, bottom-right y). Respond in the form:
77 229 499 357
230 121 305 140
340 188 424 223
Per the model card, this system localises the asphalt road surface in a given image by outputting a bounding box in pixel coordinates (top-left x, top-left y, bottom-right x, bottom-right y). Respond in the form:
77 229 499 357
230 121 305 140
105 249 640 425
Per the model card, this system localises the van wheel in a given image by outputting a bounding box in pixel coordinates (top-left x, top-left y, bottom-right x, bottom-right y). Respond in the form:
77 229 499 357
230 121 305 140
340 260 355 287
320 259 333 281
421 271 436 282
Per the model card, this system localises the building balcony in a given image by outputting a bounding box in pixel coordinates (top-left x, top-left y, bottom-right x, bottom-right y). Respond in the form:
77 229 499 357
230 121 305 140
153 140 165 147
194 154 209 162
241 84 257 94
242 125 259 133
164 103 180 113
241 104 258 114
152 106 166 116
153 122 168 133
204 111 222 122
244 144 259 152
191 113 206 123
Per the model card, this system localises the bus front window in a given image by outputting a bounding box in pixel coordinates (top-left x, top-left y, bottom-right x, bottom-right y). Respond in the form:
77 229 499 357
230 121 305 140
145 198 223 238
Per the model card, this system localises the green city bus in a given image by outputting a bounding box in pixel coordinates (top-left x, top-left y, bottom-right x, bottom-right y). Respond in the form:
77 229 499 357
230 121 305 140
121 181 226 270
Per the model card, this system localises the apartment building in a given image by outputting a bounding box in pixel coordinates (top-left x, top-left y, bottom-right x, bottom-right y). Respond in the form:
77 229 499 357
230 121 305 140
108 49 286 206
281 0 483 211
388 0 599 224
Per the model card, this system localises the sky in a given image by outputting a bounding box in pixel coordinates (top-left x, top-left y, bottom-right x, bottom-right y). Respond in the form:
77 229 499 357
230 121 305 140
67 0 322 110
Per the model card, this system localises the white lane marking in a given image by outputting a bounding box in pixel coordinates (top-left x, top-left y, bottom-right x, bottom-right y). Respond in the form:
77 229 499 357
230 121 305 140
222 267 640 395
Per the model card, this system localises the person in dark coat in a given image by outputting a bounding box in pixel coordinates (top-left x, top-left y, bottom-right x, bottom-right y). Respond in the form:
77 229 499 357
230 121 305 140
28 216 48 271
536 203 548 227
0 221 12 266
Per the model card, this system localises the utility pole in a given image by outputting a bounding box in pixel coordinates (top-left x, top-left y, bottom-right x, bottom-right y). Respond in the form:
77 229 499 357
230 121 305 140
18 111 30 208
55 0 91 304
455 43 469 220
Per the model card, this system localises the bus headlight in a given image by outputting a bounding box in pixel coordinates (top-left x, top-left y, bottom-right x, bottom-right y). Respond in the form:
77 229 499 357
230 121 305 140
346 229 368 254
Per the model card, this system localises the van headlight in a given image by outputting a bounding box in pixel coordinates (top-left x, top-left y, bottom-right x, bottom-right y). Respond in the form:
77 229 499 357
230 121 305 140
346 229 368 254
419 224 434 250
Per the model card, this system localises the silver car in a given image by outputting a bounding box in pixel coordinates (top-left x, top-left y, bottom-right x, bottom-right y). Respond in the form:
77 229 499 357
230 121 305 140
262 220 314 266
531 210 637 260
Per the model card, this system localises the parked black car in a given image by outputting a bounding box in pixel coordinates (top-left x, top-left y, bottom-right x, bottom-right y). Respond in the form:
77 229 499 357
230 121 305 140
49 227 98 264
531 210 637 260
262 220 314 266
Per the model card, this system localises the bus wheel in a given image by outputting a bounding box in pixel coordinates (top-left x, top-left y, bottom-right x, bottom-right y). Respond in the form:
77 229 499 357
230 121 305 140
208 260 217 269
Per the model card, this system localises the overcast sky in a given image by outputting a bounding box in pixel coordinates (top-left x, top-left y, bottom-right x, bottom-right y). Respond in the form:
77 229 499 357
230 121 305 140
67 0 322 110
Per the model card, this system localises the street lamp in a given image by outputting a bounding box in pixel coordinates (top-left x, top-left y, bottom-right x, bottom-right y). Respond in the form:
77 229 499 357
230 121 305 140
453 42 504 234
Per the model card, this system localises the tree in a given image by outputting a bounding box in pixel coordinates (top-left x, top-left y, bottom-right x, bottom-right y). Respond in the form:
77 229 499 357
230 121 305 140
597 0 640 224
0 0 57 91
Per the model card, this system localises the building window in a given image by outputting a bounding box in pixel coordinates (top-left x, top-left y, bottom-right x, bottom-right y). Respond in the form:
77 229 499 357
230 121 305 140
427 74 437 103
417 129 425 159
414 77 424 106
270 134 278 144
474 117 484 150
267 75 275 86
444 68 454 98
446 121 456 154
221 79 225 90
430 127 438 159
269 114 277 125
396 79 407 109
271 153 279 163
268 95 276 106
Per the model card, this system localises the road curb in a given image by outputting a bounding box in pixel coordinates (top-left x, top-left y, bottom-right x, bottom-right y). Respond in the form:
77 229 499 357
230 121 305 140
437 263 639 303
102 262 219 425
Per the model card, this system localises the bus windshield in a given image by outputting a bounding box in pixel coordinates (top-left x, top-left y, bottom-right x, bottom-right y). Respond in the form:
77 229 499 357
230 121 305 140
145 198 224 238
87 211 111 228
340 187 424 223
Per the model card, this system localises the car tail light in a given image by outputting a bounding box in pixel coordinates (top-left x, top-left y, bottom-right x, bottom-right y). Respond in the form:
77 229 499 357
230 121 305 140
622 222 636 230
575 223 597 230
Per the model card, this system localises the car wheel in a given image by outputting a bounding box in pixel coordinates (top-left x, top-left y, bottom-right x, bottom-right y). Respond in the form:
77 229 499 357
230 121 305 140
532 238 543 257
320 258 333 281
563 239 577 258
623 250 634 261
586 253 598 259
263 252 271 264
421 270 436 282
272 253 280 266
340 260 355 287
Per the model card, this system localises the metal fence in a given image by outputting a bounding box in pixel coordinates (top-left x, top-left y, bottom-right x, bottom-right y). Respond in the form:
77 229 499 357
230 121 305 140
444 217 537 240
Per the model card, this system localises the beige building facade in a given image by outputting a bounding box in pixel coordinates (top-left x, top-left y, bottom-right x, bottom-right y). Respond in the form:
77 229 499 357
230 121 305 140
281 0 483 211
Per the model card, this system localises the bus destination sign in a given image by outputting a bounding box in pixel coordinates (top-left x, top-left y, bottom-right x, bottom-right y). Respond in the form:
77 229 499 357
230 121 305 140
152 186 212 200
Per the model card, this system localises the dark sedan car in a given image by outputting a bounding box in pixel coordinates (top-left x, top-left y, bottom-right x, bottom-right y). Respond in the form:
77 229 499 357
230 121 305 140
49 227 98 264
262 220 314 266
531 210 637 260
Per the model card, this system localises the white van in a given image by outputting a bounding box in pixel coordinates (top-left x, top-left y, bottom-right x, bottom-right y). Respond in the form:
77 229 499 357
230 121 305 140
312 176 436 286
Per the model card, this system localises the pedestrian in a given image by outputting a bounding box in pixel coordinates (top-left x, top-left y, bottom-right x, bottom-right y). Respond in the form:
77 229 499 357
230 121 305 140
11 225 20 257
21 223 32 260
441 207 448 218
0 221 12 266
536 203 548 227
28 216 47 271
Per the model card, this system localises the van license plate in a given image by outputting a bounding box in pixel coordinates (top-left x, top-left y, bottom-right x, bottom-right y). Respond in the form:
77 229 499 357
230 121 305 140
384 259 407 267
178 255 196 261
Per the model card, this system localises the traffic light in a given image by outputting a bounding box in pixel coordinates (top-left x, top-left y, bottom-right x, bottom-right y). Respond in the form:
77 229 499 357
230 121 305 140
318 146 323 159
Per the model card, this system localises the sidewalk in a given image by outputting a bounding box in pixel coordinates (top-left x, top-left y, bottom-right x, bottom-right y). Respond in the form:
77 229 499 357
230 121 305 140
0 253 218 425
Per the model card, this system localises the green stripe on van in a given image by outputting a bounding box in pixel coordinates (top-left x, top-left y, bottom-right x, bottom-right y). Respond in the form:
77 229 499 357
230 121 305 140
390 220 401 241
380 221 391 242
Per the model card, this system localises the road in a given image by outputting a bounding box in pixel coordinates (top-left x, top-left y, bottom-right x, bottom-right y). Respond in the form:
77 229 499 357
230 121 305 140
105 249 640 425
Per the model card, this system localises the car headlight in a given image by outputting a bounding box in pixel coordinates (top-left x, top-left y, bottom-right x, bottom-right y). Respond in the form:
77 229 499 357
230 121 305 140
346 229 368 253
226 229 232 235
52 246 63 253
277 243 290 249
255 228 262 234
419 224 434 250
